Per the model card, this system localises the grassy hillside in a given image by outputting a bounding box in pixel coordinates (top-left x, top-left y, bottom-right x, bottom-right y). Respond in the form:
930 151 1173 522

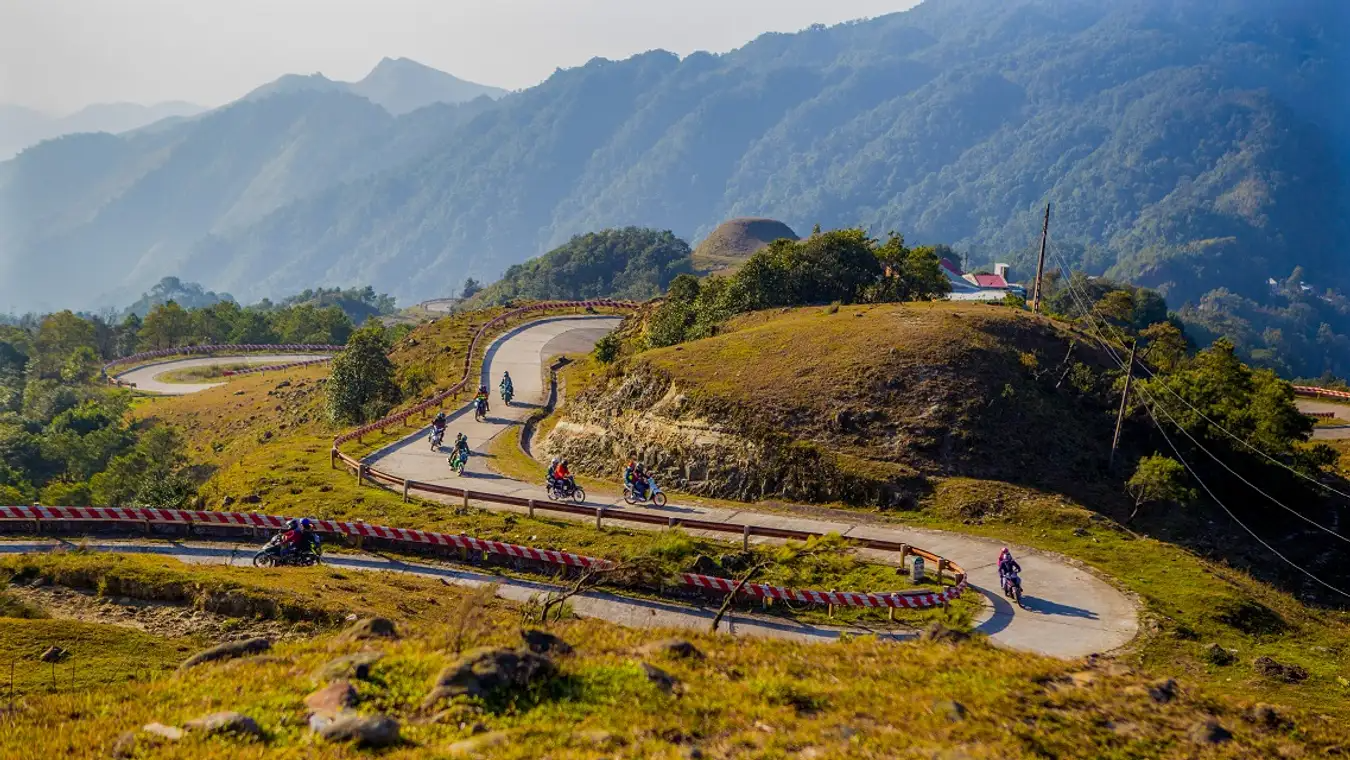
4 551 1347 758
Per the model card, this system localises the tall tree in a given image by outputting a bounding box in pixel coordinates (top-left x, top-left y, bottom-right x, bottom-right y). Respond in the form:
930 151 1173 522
326 325 400 424
138 301 192 350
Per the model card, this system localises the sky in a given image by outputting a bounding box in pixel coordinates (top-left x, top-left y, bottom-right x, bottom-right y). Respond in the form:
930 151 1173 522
1 0 922 114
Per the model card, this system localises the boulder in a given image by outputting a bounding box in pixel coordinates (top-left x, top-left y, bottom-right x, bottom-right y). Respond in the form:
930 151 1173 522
1187 719 1232 744
520 629 572 656
305 681 358 716
39 646 67 663
316 713 401 748
639 639 704 660
920 622 969 644
1146 679 1178 704
184 711 263 739
1252 656 1309 683
337 617 399 643
1244 703 1288 730
179 637 271 671
423 648 554 708
931 699 967 722
444 730 510 756
1203 643 1236 666
141 723 184 741
315 651 383 682
639 662 677 693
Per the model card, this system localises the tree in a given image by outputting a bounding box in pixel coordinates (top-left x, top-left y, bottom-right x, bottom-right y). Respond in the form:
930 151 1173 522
115 313 142 357
326 325 400 424
1126 454 1194 522
228 309 278 344
60 346 100 384
139 301 192 350
31 311 97 379
1139 321 1188 372
461 278 483 299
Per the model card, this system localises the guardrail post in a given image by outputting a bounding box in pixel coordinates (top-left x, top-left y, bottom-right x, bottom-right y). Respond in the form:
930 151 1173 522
742 524 750 551
402 480 409 503
330 449 337 469
355 464 365 486
828 592 836 618
596 507 604 530
937 558 948 585
888 606 896 621
462 490 469 510
527 499 535 519
667 517 676 530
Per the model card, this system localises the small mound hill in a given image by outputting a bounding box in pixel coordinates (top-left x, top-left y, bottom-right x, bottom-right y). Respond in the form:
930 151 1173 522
549 302 1122 506
692 218 799 274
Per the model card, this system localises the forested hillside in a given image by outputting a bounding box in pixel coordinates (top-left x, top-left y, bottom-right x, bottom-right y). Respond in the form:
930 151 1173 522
2 0 1346 371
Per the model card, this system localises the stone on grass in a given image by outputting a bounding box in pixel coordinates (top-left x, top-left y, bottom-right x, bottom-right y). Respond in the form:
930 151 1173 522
920 622 969 644
1252 656 1308 683
315 651 383 682
39 646 67 663
178 637 271 671
1203 643 1236 666
423 648 554 708
639 639 703 660
1146 678 1178 704
337 617 399 643
141 723 184 741
931 699 967 722
184 711 263 739
444 730 510 756
1244 703 1288 730
305 681 358 716
1187 719 1232 744
317 713 401 747
639 662 677 694
520 629 572 655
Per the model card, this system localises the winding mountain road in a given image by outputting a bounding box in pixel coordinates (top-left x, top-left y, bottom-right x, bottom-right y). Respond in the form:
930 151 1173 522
1297 399 1350 440
113 354 331 395
363 317 1140 659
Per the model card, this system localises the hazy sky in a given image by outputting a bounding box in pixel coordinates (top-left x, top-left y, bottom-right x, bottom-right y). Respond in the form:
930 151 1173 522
2 0 922 114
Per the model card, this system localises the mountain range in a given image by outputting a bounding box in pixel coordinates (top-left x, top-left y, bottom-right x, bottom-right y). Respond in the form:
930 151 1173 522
1 0 1346 323
0 101 204 160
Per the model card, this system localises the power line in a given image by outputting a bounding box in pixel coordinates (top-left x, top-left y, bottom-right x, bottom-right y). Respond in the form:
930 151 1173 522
1041 242 1350 546
1044 239 1350 503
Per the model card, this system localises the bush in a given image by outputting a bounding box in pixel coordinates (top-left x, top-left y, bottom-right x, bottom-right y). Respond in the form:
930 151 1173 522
327 325 401 424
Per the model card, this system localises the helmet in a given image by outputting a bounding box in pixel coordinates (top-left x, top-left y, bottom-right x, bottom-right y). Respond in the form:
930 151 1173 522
301 518 314 530
551 457 560 465
286 518 300 530
503 371 511 377
435 411 446 420
561 459 569 467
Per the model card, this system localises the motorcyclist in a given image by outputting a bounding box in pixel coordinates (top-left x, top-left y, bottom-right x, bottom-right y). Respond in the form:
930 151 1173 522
547 457 561 488
552 458 574 493
474 385 490 414
430 411 448 445
279 518 304 556
299 518 322 557
500 372 514 399
997 548 1022 592
631 462 650 500
451 432 471 467
622 459 637 489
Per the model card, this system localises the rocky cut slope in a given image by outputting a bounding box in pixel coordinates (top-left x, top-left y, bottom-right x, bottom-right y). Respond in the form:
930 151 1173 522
543 302 1123 507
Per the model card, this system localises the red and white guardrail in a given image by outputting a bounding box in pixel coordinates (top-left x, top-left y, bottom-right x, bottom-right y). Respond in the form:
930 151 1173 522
1293 385 1350 402
0 504 964 609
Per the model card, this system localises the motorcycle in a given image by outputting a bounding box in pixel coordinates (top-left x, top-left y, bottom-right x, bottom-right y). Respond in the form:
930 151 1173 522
1001 573 1024 608
429 427 445 450
501 385 514 406
448 448 469 476
545 477 586 503
623 478 668 508
253 534 322 567
473 397 488 422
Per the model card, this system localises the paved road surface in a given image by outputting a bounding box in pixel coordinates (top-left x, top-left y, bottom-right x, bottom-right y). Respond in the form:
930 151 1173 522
114 354 331 395
1297 399 1350 440
0 539 907 644
366 317 1140 659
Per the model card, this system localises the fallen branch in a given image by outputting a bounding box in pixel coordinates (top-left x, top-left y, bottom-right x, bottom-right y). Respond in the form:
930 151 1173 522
710 561 769 633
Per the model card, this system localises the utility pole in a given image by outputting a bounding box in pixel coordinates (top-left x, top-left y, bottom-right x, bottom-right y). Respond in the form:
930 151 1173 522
1031 203 1051 313
1109 340 1137 470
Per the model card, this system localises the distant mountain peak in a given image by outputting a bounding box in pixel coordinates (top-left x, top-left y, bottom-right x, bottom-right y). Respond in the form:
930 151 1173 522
242 58 504 115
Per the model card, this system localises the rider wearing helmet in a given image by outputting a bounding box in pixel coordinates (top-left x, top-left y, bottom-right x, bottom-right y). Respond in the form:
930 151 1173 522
299 518 322 556
474 385 490 414
997 548 1021 590
500 371 513 397
552 459 573 492
547 457 561 487
431 411 448 445
280 518 304 555
631 462 650 499
452 432 471 466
